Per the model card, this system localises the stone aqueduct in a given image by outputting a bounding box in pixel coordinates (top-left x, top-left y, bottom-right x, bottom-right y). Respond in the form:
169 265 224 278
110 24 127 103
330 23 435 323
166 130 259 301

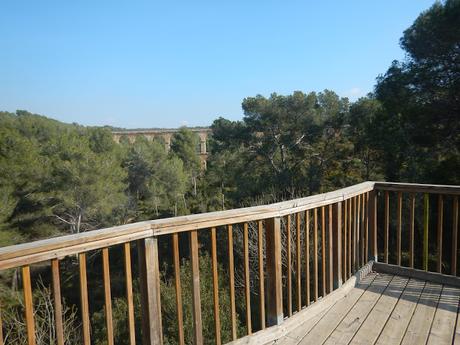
112 127 212 168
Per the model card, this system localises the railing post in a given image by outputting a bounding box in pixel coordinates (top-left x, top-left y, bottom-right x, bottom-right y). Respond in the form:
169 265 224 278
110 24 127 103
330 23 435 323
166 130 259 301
266 217 283 326
369 190 378 262
332 202 342 289
138 237 163 345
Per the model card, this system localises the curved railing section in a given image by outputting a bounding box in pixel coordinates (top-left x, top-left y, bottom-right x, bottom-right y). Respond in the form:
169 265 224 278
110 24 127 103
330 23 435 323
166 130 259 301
0 181 458 345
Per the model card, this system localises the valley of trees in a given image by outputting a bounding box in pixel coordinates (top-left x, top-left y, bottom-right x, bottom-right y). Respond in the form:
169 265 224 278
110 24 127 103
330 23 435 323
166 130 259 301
0 0 458 344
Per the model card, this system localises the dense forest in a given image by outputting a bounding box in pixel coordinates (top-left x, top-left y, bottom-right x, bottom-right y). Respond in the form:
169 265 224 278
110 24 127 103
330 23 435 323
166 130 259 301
0 0 459 344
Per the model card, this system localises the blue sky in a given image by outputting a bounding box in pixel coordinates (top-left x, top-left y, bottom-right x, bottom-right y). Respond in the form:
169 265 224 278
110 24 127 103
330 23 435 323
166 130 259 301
0 1 435 128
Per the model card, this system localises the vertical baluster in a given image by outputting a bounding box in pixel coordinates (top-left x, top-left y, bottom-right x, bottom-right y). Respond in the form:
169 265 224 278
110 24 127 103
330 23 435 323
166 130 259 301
79 253 91 345
305 210 310 306
102 248 114 345
189 231 203 345
332 202 342 289
343 200 347 281
384 191 389 263
124 243 136 345
437 195 443 273
452 197 459 276
397 192 402 266
365 192 369 263
328 205 333 293
172 235 184 345
211 228 221 345
22 266 35 345
321 207 326 296
266 217 283 326
348 198 352 276
227 225 237 340
313 208 318 302
51 259 64 345
357 195 361 267
296 213 301 312
369 191 378 262
286 215 292 316
352 197 357 272
409 194 415 268
258 220 265 329
423 194 429 271
138 237 163 345
360 194 365 267
243 223 252 334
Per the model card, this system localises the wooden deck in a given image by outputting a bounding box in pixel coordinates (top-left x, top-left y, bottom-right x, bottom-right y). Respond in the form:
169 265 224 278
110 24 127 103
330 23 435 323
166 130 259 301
234 265 460 345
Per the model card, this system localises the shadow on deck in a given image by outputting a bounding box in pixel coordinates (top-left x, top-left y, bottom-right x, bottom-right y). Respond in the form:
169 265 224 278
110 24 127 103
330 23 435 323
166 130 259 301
231 262 460 345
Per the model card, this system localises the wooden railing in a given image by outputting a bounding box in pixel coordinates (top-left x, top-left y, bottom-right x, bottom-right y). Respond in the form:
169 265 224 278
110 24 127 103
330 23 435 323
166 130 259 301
0 181 458 345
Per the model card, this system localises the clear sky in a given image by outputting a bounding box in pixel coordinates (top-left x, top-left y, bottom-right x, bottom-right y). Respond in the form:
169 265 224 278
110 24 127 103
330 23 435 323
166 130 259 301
0 1 435 128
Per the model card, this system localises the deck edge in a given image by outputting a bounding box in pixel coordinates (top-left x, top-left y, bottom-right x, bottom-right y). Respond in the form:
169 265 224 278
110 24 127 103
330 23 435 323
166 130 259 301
227 261 375 345
373 262 460 287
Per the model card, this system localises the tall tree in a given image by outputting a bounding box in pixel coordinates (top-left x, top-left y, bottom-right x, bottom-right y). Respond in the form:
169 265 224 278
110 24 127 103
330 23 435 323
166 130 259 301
375 0 460 183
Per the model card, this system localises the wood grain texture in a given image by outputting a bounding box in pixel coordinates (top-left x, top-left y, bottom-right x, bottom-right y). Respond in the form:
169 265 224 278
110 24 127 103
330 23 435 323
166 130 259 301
138 238 163 345
22 266 36 345
296 213 301 312
172 235 184 345
51 259 64 345
348 198 352 276
286 215 292 316
305 210 310 307
102 248 114 345
437 195 443 273
364 192 369 263
313 208 319 302
211 227 222 345
357 194 362 267
79 253 91 345
384 191 389 263
190 231 203 345
243 222 252 334
3 181 460 271
369 191 378 262
328 205 333 293
332 202 342 289
321 206 326 297
410 194 415 268
266 217 283 326
227 225 237 340
343 200 347 281
423 194 429 271
453 196 459 276
123 243 136 345
397 192 402 266
0 183 377 270
258 220 265 329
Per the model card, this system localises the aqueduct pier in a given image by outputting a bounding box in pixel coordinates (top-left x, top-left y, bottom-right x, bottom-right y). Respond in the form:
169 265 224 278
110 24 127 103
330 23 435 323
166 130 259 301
112 127 212 168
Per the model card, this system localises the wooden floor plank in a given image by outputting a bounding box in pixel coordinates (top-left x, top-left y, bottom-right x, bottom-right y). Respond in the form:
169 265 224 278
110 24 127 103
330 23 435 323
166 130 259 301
400 282 443 345
374 279 426 345
321 274 394 345
272 305 336 345
426 285 460 345
299 273 385 345
348 276 409 345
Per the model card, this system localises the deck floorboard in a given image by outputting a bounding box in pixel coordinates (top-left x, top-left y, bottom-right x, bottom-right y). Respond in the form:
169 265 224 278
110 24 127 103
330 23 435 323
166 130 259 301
261 271 460 345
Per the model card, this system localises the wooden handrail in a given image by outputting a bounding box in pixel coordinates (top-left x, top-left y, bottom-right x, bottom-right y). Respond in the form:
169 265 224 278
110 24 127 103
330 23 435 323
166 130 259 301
2 181 459 345
0 181 374 270
373 181 460 194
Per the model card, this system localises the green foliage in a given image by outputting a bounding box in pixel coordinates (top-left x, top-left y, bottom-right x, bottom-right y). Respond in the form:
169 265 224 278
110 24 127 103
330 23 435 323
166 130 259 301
161 253 243 345
205 90 359 207
122 136 188 220
375 0 460 184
